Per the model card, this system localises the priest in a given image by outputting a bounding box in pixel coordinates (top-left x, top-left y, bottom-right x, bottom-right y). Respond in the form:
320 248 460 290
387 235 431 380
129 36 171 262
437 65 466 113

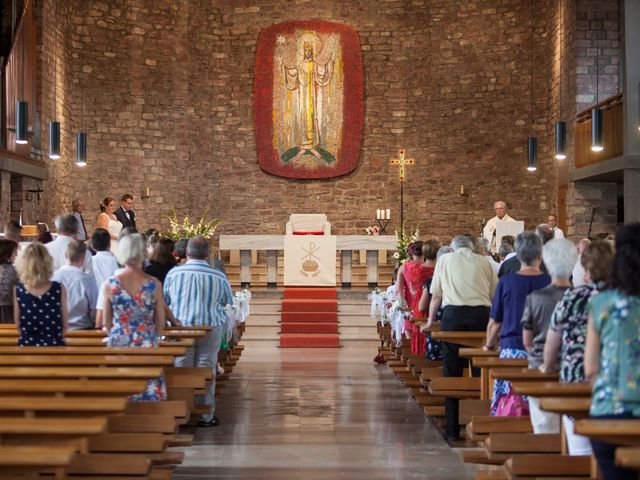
483 201 516 254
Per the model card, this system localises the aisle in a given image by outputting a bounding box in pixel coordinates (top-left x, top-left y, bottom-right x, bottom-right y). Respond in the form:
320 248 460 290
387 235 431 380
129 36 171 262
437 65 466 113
174 344 472 479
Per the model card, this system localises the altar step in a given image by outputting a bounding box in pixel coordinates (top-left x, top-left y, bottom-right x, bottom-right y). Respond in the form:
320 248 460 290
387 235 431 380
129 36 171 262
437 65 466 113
243 291 377 344
280 288 339 348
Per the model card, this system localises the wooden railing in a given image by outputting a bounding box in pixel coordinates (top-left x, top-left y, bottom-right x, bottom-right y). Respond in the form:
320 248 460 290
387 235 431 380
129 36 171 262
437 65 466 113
574 93 623 169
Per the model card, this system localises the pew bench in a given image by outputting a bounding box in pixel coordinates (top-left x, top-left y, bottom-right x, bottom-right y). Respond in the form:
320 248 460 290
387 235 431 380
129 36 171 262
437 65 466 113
573 419 640 447
0 417 107 453
0 445 76 479
616 447 640 469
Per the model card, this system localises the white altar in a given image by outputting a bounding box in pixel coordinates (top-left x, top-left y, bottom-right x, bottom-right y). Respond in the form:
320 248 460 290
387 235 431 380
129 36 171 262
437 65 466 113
218 234 397 288
283 214 335 286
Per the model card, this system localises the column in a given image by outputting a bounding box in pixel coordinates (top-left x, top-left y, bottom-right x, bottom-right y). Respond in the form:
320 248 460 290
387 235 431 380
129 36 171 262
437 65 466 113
366 250 379 289
239 250 251 288
340 250 352 288
266 250 278 289
623 0 640 223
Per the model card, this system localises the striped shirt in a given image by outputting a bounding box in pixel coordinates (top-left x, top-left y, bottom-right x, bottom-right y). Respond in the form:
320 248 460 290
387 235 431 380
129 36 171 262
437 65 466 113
163 259 233 328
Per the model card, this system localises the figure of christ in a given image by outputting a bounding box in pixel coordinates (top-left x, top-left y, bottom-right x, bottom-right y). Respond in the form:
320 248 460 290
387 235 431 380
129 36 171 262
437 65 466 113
278 41 337 165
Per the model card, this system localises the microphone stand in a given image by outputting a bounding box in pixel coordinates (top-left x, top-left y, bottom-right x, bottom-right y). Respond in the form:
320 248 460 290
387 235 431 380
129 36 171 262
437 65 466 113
587 205 598 238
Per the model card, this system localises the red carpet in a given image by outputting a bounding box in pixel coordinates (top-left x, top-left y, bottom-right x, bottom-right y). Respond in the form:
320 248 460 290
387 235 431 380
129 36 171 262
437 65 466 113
280 288 339 348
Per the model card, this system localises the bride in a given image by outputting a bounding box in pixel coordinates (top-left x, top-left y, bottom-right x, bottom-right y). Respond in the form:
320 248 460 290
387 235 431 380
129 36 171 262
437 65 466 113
96 197 123 256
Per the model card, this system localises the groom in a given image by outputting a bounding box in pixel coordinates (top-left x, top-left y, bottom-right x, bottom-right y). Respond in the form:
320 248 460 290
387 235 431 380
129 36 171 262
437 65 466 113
114 194 137 230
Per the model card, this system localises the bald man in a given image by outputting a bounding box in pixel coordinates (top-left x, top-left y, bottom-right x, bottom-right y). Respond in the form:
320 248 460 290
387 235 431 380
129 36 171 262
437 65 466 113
483 201 516 254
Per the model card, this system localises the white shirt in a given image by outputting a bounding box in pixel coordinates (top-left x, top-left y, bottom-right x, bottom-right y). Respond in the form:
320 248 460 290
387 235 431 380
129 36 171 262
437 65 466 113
52 265 98 330
96 267 126 310
553 227 565 239
45 235 93 275
430 247 497 307
572 256 586 287
92 251 120 291
483 214 516 253
486 255 501 274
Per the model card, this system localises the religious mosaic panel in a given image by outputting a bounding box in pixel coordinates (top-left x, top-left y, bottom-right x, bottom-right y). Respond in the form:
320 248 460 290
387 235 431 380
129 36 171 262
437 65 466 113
254 21 363 179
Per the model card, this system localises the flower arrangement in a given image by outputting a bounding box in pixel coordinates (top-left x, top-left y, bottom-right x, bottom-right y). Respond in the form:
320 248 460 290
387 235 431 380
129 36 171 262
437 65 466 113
393 225 420 264
365 225 381 236
165 208 221 240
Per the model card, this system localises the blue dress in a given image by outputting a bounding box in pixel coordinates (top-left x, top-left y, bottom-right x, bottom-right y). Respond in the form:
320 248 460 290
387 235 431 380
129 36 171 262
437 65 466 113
107 276 167 401
16 281 65 346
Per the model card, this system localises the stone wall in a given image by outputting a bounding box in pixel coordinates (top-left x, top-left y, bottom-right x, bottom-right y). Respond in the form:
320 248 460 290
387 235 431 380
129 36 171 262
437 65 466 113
34 0 567 242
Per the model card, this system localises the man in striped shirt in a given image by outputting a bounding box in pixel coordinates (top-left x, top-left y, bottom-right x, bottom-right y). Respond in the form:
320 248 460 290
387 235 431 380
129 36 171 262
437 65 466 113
164 236 233 427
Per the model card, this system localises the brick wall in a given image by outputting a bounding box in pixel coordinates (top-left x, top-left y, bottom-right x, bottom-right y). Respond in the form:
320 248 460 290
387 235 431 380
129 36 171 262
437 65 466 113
574 0 621 113
35 0 569 243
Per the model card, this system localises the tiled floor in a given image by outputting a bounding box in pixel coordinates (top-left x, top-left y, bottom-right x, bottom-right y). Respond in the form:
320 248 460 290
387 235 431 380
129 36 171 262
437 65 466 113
174 343 473 479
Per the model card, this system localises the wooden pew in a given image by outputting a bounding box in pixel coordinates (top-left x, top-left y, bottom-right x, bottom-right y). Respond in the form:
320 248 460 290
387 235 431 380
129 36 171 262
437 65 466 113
471 357 528 401
0 354 175 367
0 379 148 396
616 447 640 469
0 417 107 453
574 419 640 447
0 366 163 379
0 346 186 356
0 445 76 478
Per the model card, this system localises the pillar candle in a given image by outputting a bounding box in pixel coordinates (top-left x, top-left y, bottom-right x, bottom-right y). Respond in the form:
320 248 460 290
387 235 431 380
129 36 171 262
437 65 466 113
386 209 390 219
460 184 464 195
376 209 381 220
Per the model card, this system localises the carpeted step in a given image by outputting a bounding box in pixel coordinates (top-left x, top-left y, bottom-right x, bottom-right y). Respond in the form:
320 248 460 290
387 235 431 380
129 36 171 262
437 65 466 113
281 299 337 312
281 322 338 334
281 311 338 323
284 288 337 300
280 333 340 348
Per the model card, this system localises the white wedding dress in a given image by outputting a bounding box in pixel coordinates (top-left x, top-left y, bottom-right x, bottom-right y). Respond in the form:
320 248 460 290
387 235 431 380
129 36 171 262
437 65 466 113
107 218 123 257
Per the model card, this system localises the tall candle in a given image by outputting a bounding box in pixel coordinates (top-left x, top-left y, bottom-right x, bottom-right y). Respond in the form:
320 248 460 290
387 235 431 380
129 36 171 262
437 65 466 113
460 184 464 195
376 209 381 220
386 209 390 219
146 187 150 197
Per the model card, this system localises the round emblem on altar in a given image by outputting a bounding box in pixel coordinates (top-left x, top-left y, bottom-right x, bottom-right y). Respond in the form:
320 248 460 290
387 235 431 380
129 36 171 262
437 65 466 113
301 259 319 276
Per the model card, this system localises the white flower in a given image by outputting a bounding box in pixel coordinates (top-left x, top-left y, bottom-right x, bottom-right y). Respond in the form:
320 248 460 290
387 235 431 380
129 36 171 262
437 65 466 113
393 252 400 259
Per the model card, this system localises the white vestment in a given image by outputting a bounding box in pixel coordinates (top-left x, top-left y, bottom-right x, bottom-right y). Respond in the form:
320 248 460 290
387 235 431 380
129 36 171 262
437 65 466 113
483 214 516 254
553 227 565 239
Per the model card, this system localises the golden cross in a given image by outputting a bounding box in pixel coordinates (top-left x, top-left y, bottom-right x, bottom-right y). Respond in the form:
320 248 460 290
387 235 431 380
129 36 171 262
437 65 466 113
390 149 415 182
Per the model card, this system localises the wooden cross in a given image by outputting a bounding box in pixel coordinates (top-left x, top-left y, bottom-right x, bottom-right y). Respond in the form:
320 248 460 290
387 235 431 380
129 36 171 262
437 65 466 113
390 149 415 182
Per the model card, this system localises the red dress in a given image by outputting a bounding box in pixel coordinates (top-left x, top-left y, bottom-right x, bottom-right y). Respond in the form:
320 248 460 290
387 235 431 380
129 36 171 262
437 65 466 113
401 261 434 355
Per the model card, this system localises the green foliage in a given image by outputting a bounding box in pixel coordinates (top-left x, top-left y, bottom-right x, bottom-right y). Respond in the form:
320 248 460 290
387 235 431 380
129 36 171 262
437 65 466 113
393 225 420 264
165 208 221 241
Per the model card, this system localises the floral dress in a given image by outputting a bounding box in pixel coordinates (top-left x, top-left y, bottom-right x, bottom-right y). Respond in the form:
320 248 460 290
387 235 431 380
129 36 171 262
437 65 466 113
549 282 604 383
589 289 640 417
401 262 432 355
107 277 167 401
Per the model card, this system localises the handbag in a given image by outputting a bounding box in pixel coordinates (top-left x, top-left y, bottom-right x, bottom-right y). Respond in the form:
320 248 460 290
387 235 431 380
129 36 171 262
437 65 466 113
495 388 529 417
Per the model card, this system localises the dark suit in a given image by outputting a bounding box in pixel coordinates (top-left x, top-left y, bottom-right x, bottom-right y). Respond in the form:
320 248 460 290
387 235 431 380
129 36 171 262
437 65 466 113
114 207 136 230
498 255 520 278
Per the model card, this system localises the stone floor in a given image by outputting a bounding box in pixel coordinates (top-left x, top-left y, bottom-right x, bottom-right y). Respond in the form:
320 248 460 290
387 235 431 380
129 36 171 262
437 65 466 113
174 343 473 479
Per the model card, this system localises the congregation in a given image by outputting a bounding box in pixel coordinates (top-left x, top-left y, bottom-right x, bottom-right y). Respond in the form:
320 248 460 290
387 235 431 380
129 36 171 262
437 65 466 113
373 200 640 480
0 195 235 428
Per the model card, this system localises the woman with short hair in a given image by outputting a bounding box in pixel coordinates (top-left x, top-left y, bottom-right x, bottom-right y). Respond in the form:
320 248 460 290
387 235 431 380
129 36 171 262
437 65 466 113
521 239 577 433
540 239 615 455
104 233 167 401
484 231 551 415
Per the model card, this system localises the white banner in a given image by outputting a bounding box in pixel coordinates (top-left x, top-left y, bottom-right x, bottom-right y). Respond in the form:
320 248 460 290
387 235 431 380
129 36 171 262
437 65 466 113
284 235 337 286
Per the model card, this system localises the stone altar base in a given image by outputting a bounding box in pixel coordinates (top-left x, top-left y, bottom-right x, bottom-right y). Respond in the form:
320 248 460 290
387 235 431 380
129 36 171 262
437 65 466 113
279 288 340 348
